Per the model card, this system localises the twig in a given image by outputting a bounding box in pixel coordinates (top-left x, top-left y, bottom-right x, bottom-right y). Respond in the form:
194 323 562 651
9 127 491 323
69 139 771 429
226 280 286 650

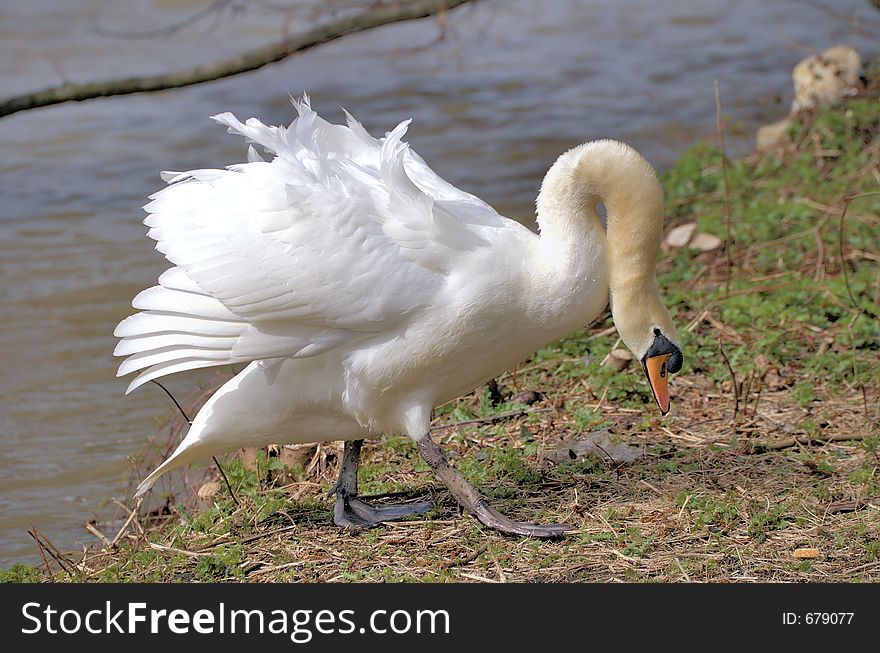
33 526 74 571
639 479 663 496
826 496 880 514
749 376 764 419
28 526 76 575
112 498 146 537
714 80 734 293
459 572 500 583
149 542 210 558
85 523 112 548
90 0 236 39
229 525 299 548
29 528 52 575
248 559 330 578
609 549 640 564
674 558 691 583
0 0 478 118
740 369 755 417
753 432 868 452
845 318 869 426
717 340 740 424
488 548 508 583
588 324 618 340
442 543 489 569
110 498 144 547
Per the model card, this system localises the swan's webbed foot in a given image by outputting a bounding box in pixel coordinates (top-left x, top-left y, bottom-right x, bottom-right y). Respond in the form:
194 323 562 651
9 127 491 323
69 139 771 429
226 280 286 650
334 492 432 531
417 436 571 539
331 439 432 531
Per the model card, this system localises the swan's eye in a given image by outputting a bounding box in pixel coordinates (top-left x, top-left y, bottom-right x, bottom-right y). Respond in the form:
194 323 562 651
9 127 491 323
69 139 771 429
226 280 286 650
644 331 682 375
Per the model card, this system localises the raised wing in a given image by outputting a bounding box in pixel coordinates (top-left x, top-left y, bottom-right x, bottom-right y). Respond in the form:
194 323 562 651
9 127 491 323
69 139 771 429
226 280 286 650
115 98 508 392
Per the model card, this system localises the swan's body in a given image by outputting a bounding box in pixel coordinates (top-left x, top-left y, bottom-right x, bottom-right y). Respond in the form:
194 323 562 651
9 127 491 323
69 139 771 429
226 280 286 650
116 98 680 535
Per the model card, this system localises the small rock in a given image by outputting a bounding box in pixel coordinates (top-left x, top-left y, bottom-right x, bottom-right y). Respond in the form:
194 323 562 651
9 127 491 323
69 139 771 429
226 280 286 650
755 46 863 151
610 348 634 360
792 46 863 112
666 222 697 248
793 547 821 559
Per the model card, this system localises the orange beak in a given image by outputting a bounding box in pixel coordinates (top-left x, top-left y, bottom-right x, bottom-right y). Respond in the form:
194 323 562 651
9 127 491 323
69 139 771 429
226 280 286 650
644 353 671 415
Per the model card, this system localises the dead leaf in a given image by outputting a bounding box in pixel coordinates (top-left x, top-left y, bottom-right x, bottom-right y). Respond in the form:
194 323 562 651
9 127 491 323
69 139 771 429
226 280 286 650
753 355 793 389
764 369 793 390
665 222 697 248
543 430 643 465
690 232 722 251
602 348 634 372
197 481 220 500
511 390 544 405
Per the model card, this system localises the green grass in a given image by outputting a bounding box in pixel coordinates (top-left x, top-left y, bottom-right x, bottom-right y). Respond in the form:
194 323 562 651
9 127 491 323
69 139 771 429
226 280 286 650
0 563 41 583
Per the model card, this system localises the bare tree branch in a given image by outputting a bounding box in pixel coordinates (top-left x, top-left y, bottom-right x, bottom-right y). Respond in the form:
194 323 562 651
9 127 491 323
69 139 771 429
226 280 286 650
89 0 238 39
0 0 476 120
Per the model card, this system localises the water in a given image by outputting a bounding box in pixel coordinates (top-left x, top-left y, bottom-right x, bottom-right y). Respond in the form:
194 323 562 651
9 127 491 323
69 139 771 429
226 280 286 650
0 0 876 566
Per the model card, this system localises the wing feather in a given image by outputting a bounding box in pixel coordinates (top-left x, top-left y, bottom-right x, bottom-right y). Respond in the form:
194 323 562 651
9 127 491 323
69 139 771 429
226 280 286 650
116 97 514 392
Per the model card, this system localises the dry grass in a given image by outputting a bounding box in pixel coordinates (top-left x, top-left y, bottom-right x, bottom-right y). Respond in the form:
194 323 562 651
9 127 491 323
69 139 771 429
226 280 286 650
47 381 878 583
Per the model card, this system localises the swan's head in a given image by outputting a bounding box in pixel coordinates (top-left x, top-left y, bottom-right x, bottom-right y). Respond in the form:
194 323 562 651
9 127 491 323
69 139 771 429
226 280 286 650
639 326 683 415
611 281 682 415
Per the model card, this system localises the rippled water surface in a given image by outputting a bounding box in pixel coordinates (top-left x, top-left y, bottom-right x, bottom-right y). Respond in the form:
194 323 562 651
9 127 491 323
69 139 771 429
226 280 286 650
0 0 876 565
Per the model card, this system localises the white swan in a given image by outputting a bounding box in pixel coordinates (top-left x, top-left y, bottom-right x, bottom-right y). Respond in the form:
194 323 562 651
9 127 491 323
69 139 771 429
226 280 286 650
115 97 682 537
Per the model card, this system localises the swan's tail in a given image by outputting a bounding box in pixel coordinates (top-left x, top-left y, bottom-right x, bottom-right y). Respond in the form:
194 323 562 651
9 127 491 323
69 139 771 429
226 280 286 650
133 366 253 496
134 438 210 497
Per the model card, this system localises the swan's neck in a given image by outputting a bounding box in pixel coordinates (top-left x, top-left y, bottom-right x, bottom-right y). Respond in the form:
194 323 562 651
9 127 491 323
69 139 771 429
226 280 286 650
534 140 675 357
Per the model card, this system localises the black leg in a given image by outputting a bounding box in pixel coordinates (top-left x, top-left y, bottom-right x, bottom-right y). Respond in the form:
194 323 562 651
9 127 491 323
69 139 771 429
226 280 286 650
417 436 570 538
332 440 432 530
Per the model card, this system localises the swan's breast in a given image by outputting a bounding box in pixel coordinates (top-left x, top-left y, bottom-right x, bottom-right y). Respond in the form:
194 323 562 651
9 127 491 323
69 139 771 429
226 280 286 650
341 238 609 433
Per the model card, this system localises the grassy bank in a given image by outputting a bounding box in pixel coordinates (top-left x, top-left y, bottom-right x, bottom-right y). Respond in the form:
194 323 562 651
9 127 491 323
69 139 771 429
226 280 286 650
5 67 878 583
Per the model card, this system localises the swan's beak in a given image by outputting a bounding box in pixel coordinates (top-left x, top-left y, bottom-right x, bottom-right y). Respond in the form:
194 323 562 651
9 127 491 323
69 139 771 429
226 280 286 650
644 353 671 415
